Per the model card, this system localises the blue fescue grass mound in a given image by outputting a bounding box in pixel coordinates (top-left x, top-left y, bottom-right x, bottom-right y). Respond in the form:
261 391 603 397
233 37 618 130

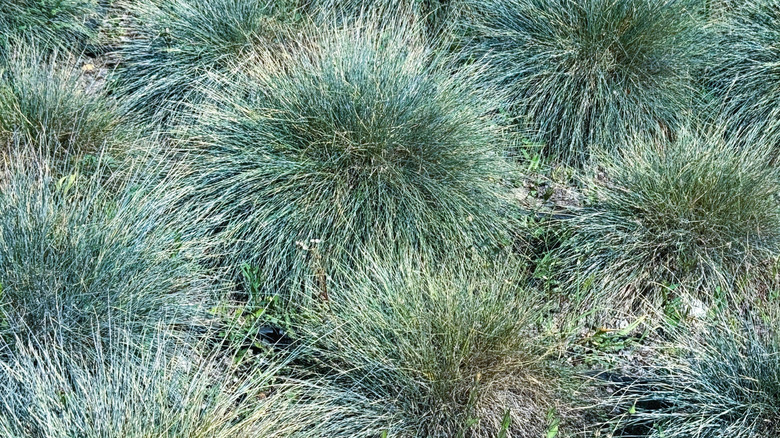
0 327 331 438
0 148 212 354
710 1 780 152
291 254 569 437
114 0 301 127
307 0 456 36
558 128 780 313
0 0 99 55
460 0 706 164
0 45 121 158
600 323 780 437
176 16 522 292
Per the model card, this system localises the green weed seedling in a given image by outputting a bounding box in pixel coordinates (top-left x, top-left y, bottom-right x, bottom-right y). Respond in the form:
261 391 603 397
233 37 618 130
545 408 559 438
582 316 649 367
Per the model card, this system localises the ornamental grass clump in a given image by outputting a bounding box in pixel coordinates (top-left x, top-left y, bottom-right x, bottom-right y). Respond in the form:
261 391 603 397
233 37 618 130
0 327 337 438
459 0 705 164
0 0 99 54
598 323 780 438
0 148 211 354
0 44 121 159
710 1 780 151
114 0 301 127
178 17 520 292
307 0 456 37
558 129 780 313
293 255 569 437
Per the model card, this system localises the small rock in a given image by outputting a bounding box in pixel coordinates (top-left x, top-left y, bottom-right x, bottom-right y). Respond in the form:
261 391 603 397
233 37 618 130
512 186 530 201
687 298 708 319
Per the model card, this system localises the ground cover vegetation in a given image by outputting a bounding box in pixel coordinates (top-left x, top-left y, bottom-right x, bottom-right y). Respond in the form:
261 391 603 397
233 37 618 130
289 254 573 437
0 44 123 161
114 0 305 127
458 0 707 165
557 128 780 314
709 0 780 153
596 321 780 437
0 0 101 55
0 147 212 356
305 1 458 39
172 15 522 295
2 1 780 437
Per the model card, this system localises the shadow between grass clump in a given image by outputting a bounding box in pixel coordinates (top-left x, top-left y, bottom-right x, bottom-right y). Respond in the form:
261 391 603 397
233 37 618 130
557 128 780 316
174 16 522 293
287 253 578 437
594 321 780 437
113 0 303 128
457 0 707 165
